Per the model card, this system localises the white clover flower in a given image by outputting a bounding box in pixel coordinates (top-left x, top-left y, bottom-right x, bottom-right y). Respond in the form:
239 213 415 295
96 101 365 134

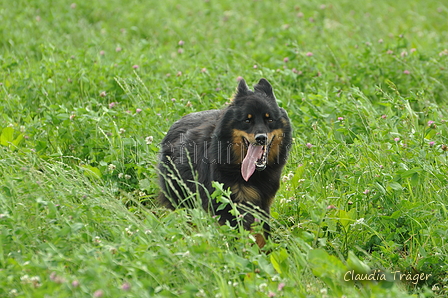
145 136 154 145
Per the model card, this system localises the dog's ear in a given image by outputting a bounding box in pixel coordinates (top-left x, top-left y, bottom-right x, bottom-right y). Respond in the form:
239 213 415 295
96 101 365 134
254 78 275 99
236 78 250 97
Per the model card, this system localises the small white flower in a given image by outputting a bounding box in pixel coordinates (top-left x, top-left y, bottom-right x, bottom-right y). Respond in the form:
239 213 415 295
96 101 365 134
20 275 30 282
351 218 365 227
145 136 154 145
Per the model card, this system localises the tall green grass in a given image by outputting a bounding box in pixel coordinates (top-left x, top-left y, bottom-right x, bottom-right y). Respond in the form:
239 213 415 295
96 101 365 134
1 0 447 297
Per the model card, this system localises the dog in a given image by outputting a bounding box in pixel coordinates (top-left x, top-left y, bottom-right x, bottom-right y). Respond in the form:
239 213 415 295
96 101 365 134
158 78 292 247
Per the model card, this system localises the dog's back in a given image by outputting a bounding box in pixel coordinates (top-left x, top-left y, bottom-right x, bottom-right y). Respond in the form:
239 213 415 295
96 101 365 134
158 110 222 209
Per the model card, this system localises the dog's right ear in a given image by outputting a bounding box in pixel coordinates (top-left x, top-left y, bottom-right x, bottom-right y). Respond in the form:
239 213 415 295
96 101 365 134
236 78 250 97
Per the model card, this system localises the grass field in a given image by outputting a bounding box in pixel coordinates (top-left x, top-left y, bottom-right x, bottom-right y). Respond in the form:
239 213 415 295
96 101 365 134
1 0 448 297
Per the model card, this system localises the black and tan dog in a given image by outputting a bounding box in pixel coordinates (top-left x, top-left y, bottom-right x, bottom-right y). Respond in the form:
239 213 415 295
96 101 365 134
158 78 292 247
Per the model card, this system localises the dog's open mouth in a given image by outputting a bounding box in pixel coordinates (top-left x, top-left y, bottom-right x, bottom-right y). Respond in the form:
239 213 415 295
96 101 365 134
241 137 269 181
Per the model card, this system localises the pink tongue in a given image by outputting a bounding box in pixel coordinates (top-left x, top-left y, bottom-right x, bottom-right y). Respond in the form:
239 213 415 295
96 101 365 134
241 144 264 181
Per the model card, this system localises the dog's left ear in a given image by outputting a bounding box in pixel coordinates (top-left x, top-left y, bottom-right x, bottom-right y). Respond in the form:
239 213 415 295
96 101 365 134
254 78 275 100
236 78 250 97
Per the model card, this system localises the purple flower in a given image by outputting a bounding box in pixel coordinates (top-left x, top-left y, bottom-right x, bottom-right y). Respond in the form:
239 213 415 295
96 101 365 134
427 120 435 126
132 65 139 69
108 102 116 108
363 189 370 195
306 143 313 149
236 76 243 82
136 108 142 113
381 114 387 119
394 137 400 142
116 47 122 52
283 57 289 63
337 117 344 121
201 68 207 73
386 50 393 54
72 280 80 287
253 65 258 69
403 70 410 75
429 141 435 147
178 40 184 46
327 205 336 210
99 50 105 56
121 282 131 291
278 283 286 291
93 290 103 297
306 52 313 57
100 91 107 97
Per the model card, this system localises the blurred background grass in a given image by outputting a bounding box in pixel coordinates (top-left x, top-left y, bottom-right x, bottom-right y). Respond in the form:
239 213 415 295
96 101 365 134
1 0 448 297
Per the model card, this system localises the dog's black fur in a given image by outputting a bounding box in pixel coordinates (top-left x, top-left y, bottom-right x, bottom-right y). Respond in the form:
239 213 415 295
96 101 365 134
158 78 292 247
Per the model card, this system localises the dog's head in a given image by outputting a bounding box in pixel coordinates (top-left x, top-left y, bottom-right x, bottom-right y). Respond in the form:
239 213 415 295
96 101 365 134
225 78 291 181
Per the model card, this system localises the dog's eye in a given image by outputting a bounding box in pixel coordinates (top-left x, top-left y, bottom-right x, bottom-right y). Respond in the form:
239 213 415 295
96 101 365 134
244 119 251 123
268 118 273 122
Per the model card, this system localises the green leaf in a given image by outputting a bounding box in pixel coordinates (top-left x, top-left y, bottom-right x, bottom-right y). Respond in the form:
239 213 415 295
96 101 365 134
308 249 346 296
12 134 24 147
347 251 370 274
338 209 357 230
270 248 289 275
400 167 422 178
410 172 420 186
81 165 102 179
0 127 14 146
388 182 403 191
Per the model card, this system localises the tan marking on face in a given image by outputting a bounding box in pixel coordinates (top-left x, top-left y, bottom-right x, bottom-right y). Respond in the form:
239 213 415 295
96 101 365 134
265 113 270 118
267 128 286 164
231 183 261 203
231 129 253 163
233 128 285 164
281 118 289 126
247 114 252 119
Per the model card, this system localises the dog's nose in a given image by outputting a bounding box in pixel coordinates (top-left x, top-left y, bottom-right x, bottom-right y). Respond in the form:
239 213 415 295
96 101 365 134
255 134 267 145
